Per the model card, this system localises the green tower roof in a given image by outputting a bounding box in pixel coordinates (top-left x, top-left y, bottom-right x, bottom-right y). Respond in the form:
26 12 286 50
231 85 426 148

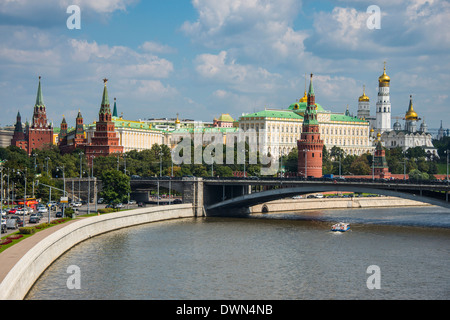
35 76 44 106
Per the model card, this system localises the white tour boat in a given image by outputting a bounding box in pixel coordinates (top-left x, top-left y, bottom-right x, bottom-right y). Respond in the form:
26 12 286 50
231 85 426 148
331 222 350 232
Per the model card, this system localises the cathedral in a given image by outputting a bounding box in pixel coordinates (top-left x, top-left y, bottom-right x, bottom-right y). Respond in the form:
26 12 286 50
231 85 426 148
357 63 437 157
11 77 54 155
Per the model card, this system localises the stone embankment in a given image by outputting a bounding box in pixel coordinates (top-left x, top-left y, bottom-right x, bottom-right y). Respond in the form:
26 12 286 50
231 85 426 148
0 204 194 300
251 196 430 213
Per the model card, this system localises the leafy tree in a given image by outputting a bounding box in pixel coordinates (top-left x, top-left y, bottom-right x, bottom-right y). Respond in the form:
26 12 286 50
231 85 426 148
98 169 131 204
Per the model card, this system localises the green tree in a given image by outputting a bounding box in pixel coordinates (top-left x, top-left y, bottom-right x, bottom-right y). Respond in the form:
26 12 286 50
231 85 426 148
99 169 131 204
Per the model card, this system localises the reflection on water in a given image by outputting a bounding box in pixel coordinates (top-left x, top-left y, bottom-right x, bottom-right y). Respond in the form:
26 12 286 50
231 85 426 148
26 206 450 300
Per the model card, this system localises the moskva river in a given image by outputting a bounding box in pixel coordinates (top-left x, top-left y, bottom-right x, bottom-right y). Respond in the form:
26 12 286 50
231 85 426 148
26 206 449 300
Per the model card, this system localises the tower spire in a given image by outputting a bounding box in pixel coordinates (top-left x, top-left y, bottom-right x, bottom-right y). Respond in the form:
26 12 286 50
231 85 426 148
99 78 111 117
35 76 44 106
113 97 118 117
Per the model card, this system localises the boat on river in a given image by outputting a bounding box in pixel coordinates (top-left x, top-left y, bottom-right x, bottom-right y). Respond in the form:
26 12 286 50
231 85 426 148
331 222 350 232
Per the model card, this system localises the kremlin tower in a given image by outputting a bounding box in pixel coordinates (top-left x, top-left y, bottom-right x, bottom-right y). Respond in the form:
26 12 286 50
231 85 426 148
84 79 123 166
297 74 324 178
11 77 54 155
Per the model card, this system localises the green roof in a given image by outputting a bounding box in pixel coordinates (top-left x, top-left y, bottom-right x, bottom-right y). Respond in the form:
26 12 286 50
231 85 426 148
330 114 367 123
287 101 325 112
240 110 304 120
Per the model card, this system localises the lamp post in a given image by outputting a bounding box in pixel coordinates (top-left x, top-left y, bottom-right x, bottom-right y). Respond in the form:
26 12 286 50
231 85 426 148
57 166 65 218
445 149 449 183
1 165 4 217
79 152 83 201
159 152 163 177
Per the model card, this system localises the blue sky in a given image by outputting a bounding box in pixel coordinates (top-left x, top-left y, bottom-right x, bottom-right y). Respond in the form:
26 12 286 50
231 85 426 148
0 0 449 133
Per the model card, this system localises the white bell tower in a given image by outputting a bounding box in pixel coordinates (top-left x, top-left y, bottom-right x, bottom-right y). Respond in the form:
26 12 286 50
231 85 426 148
375 62 391 133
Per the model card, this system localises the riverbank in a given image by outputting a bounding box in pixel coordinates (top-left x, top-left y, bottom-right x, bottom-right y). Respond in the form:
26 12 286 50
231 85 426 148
0 204 194 300
250 196 430 213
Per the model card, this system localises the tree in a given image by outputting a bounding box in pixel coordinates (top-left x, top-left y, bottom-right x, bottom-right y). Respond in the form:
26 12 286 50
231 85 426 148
98 169 131 204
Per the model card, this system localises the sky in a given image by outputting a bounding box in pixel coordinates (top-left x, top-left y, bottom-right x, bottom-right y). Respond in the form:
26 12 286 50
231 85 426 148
0 0 449 133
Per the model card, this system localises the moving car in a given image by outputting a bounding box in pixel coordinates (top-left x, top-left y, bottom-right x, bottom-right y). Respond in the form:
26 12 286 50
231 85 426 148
29 214 40 224
55 212 63 218
38 206 48 214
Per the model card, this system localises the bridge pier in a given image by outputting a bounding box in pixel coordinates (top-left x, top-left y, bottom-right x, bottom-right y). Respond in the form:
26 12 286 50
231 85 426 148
181 178 204 217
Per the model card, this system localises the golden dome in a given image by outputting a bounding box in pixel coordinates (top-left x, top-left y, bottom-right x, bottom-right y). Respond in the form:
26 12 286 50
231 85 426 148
378 62 390 85
299 91 307 103
175 113 181 124
359 85 369 102
405 95 418 121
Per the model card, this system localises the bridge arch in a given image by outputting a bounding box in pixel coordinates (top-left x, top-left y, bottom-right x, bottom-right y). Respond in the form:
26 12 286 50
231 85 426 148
207 185 450 214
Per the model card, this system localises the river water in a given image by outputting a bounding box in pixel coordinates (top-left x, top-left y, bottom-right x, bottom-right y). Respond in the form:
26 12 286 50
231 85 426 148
26 206 449 300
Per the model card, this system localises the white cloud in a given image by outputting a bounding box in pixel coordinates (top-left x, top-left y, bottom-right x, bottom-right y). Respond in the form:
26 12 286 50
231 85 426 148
182 0 308 67
140 41 177 54
194 50 284 93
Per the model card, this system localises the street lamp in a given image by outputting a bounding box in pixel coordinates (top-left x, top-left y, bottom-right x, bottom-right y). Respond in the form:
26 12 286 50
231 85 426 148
57 166 65 218
79 152 83 201
445 149 449 183
159 151 163 177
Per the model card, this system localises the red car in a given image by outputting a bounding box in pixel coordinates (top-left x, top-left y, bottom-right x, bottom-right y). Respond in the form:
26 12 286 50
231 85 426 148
8 208 17 214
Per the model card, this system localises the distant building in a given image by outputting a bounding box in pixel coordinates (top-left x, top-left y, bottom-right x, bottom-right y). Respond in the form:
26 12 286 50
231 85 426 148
11 77 54 155
381 95 437 157
213 114 234 128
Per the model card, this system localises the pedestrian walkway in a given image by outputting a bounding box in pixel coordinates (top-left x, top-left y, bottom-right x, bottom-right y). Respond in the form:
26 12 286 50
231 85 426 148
0 219 82 284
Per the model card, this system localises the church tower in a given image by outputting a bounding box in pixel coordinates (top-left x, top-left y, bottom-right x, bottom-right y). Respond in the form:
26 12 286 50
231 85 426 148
375 62 392 133
357 85 370 120
297 74 324 178
404 95 420 133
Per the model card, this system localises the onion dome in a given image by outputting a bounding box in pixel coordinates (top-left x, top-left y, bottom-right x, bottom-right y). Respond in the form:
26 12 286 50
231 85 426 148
378 62 390 86
393 120 402 131
299 91 307 103
175 113 180 124
405 95 418 121
359 85 369 102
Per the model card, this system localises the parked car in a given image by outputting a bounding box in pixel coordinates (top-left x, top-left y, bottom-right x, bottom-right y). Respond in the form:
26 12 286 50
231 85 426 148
138 202 146 207
6 218 18 229
71 202 82 207
10 216 23 227
29 214 40 223
173 199 182 204
128 200 136 205
113 203 123 209
7 208 17 215
55 211 63 218
97 198 104 204
15 208 26 215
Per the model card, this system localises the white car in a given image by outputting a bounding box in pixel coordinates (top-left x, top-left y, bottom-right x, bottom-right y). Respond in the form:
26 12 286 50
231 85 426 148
71 202 82 207
38 206 48 213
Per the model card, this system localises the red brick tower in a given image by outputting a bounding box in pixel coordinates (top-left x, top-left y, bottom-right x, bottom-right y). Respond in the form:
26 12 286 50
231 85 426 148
297 74 324 178
85 79 123 166
11 77 53 154
373 139 391 179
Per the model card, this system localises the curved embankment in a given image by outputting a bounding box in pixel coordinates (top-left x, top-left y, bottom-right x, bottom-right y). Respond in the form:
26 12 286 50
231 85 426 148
0 204 194 300
251 196 431 213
